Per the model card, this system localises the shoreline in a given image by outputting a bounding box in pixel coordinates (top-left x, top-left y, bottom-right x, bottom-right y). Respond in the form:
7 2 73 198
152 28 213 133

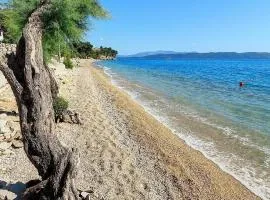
95 61 269 199
88 60 260 199
0 59 261 199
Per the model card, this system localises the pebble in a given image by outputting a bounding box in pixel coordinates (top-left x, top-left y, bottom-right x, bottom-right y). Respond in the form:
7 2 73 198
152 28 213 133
81 191 89 198
0 113 7 120
12 140 24 148
0 119 7 133
2 149 14 156
0 189 17 200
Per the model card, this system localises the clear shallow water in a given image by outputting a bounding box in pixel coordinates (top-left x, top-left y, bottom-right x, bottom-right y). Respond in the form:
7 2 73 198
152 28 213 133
97 58 270 199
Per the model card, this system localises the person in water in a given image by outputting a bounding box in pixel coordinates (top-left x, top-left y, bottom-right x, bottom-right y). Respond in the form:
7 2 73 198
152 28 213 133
239 82 244 87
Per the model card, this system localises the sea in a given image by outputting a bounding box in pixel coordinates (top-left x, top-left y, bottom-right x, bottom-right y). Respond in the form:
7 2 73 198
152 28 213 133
97 57 270 200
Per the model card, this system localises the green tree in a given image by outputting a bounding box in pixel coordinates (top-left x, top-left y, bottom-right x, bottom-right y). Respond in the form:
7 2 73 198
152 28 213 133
97 46 118 59
73 41 93 58
0 0 108 199
0 0 108 60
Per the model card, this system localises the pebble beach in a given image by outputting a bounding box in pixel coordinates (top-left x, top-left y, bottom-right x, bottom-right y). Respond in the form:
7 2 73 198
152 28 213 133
0 59 260 199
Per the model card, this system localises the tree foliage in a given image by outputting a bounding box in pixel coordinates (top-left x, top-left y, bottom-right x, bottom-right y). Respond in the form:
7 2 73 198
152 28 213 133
73 41 93 58
53 96 69 119
73 42 118 59
99 46 118 58
0 0 108 60
63 56 74 69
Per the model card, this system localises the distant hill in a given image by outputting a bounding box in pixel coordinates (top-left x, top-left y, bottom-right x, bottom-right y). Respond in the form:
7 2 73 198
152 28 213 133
120 51 179 57
125 52 270 59
120 52 270 59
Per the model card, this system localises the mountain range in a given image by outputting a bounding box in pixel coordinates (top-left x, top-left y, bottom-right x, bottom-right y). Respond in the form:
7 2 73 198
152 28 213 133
121 51 179 57
120 51 270 59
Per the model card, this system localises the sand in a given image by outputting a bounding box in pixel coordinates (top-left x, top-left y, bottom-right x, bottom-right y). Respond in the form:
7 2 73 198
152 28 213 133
0 59 260 199
0 73 7 89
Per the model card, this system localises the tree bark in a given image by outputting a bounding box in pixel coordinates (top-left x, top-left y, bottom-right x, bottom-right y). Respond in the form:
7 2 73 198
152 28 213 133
0 2 79 200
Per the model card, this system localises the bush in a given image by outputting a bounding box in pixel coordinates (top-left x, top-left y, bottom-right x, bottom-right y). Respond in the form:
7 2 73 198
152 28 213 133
63 56 74 69
53 96 69 118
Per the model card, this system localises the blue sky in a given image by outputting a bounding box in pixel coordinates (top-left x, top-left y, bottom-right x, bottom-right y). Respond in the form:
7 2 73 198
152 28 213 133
1 0 270 55
87 0 270 55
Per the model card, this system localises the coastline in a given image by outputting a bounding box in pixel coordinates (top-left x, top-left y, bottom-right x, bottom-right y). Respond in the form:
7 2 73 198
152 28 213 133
97 60 270 199
0 59 260 199
86 60 259 199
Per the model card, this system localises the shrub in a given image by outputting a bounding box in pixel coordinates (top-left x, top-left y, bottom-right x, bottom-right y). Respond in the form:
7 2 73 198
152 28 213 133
63 56 74 69
53 96 69 120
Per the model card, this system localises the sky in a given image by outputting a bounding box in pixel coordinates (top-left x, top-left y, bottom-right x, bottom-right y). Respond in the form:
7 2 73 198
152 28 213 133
87 0 270 55
1 0 270 55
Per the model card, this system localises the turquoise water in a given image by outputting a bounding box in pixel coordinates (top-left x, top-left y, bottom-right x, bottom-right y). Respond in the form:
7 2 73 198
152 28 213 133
98 58 270 199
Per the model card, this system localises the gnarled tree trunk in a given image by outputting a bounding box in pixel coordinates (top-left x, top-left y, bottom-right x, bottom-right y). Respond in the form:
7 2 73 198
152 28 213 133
0 2 79 200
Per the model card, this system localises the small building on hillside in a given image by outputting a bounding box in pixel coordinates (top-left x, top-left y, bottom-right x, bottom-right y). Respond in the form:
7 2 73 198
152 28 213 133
0 27 3 43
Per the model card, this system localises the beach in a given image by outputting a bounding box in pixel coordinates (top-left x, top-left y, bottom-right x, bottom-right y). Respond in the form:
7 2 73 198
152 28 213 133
0 59 260 199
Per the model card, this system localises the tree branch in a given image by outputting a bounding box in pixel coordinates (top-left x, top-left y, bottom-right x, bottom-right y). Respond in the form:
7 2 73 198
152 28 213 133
0 56 23 101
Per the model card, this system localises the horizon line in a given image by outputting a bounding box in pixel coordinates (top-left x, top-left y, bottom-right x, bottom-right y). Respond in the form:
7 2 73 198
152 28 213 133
120 51 270 56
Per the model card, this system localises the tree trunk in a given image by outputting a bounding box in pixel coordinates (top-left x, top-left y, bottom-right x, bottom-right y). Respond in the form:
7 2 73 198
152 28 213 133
0 2 79 200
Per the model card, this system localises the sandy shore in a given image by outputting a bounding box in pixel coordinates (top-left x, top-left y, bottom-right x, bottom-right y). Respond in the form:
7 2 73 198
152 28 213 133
0 59 260 199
